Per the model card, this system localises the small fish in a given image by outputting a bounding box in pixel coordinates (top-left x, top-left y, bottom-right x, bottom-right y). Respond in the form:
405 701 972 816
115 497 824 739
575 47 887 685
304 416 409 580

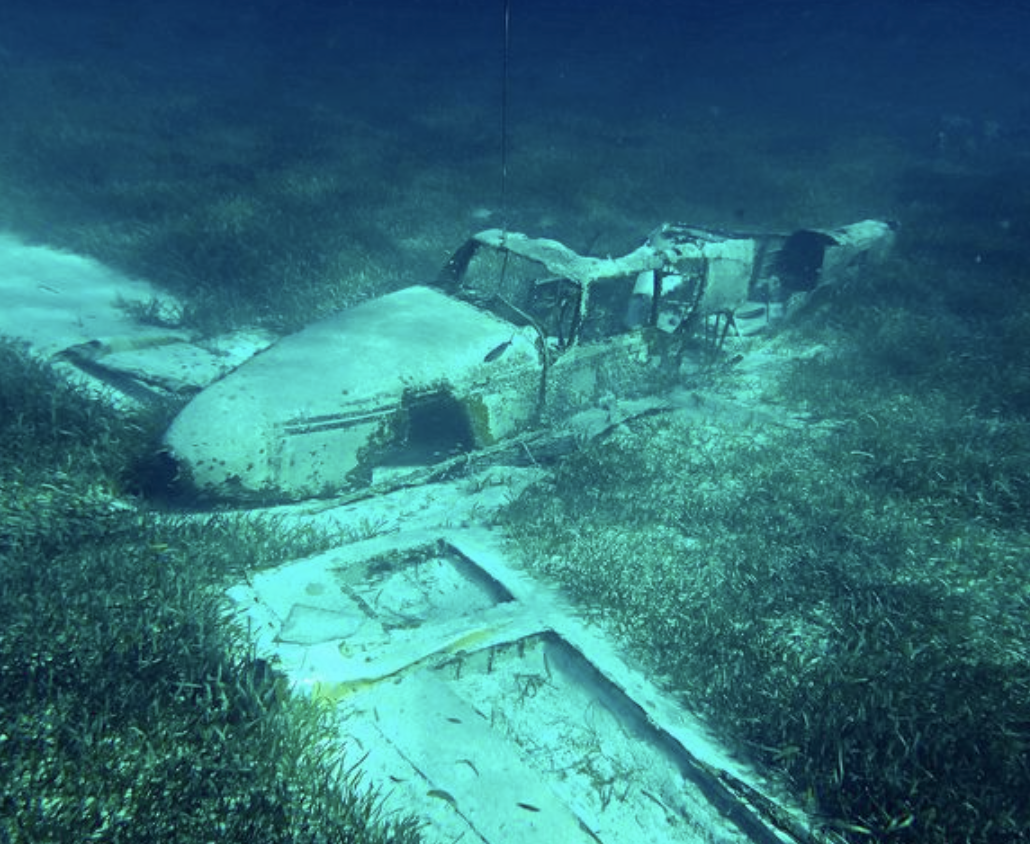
516 802 541 813
427 789 459 808
456 758 480 776
483 334 516 362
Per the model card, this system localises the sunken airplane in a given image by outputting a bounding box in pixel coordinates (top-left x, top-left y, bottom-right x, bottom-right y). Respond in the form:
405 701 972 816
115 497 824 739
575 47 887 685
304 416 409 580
158 220 895 502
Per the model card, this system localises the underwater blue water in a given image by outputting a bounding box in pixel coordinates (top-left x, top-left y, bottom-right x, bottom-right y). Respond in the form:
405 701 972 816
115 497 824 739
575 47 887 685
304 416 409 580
5 0 1028 148
3 3 1030 842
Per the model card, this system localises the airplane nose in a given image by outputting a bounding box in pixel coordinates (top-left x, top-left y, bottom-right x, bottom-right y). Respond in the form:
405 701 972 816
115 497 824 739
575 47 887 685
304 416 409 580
159 286 539 502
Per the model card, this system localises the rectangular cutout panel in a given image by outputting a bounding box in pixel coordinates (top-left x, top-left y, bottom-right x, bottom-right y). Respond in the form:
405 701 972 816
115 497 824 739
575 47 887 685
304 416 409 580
430 632 756 844
332 540 514 631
